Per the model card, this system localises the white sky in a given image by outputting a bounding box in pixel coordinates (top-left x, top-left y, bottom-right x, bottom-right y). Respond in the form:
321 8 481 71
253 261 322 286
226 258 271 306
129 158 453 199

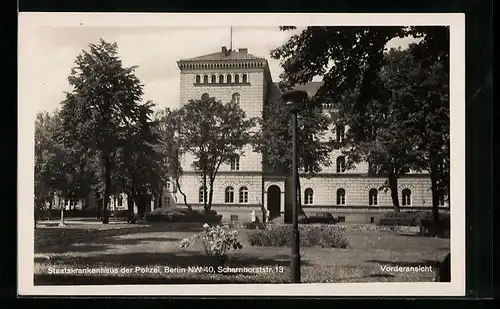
21 25 418 113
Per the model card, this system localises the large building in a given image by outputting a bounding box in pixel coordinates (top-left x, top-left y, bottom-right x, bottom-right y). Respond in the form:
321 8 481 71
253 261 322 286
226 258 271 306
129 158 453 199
170 46 450 224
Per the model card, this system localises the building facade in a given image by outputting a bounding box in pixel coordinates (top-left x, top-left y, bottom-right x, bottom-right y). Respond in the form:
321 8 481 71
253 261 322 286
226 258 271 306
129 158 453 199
172 46 448 223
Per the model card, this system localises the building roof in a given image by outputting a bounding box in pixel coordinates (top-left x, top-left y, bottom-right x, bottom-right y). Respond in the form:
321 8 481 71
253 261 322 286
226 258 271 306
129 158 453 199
289 81 324 98
182 47 265 62
270 81 324 99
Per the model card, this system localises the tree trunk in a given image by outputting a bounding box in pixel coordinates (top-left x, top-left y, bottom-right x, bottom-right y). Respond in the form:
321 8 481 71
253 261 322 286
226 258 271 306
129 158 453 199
430 162 440 237
207 177 215 212
48 198 53 221
296 172 307 217
202 173 208 211
175 177 193 211
158 186 163 208
127 191 134 213
388 174 400 213
102 155 111 224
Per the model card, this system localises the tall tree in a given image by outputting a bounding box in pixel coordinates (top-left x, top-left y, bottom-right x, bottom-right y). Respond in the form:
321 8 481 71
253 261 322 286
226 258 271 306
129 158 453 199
155 108 192 211
271 26 450 215
252 97 331 219
59 39 147 223
176 96 255 212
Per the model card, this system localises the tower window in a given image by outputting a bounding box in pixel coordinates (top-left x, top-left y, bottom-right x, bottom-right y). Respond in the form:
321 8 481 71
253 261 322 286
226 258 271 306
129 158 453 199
336 188 346 205
336 156 346 173
304 188 314 205
234 74 240 84
211 75 216 83
219 75 224 83
230 156 240 171
242 74 248 83
199 186 206 203
195 75 201 84
227 74 232 83
203 75 208 83
232 93 240 104
336 124 345 142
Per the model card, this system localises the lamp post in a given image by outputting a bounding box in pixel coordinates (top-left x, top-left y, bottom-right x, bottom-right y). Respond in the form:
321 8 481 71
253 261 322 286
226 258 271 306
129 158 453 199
282 89 308 283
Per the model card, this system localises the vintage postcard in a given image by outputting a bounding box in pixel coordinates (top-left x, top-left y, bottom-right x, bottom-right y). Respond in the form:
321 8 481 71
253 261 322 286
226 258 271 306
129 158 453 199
18 13 465 296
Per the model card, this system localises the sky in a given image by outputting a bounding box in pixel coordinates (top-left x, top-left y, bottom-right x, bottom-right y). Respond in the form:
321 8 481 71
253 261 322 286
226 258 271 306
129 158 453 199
21 26 419 113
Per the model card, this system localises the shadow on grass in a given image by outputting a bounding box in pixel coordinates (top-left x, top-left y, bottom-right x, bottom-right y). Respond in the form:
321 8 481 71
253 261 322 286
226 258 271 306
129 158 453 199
36 236 184 254
36 250 311 268
365 259 439 267
35 251 309 285
335 273 396 282
34 274 278 285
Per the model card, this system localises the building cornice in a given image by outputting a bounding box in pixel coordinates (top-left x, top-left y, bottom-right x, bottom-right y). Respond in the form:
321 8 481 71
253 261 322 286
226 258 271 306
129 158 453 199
177 59 268 70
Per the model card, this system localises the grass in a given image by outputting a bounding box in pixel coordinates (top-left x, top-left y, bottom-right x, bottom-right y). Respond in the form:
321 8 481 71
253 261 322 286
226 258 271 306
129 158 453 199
34 221 450 285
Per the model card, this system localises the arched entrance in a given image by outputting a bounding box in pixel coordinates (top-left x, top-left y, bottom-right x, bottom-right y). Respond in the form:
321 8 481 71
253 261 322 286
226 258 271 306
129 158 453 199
267 185 281 219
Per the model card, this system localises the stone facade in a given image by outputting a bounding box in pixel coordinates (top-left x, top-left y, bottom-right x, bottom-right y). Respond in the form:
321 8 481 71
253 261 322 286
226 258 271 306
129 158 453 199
172 46 448 223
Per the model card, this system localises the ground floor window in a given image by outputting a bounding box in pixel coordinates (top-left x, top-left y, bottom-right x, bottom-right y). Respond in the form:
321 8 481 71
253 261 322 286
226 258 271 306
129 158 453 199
225 186 235 203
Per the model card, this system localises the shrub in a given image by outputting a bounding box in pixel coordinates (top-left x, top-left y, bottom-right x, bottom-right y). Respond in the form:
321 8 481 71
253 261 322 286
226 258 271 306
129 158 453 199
376 211 429 227
145 207 222 223
180 223 243 266
248 225 349 248
243 221 266 230
419 212 450 238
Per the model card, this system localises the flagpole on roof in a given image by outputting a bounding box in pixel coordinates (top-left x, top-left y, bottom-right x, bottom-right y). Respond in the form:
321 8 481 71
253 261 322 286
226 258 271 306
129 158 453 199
230 26 233 51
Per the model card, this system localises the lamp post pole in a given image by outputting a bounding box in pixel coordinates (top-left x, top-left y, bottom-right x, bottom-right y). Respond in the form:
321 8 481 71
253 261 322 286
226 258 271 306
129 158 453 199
290 107 300 283
283 89 307 284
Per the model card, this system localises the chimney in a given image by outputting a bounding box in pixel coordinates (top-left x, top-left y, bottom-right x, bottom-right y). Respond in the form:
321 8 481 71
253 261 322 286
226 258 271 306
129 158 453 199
222 46 228 55
238 48 248 54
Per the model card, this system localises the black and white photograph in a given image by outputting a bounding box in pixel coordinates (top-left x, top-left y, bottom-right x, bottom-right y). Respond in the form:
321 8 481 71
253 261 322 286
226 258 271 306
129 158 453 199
18 13 465 296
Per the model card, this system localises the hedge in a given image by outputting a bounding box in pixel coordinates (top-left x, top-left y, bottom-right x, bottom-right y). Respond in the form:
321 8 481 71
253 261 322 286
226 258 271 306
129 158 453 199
145 207 222 223
247 225 349 248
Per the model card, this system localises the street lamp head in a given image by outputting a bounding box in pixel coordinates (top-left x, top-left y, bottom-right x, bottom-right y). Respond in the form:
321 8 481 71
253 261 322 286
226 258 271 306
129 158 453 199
281 90 309 113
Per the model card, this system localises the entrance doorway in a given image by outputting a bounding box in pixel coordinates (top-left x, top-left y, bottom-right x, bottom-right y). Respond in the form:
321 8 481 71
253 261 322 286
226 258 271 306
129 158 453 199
267 185 281 219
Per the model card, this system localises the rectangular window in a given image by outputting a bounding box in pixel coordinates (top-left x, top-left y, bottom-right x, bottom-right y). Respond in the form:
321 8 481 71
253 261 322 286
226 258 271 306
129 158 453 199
338 216 346 223
370 217 375 224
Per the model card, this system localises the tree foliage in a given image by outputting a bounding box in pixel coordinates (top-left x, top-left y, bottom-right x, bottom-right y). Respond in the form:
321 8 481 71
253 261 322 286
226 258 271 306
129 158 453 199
175 96 255 211
59 39 152 223
272 26 450 218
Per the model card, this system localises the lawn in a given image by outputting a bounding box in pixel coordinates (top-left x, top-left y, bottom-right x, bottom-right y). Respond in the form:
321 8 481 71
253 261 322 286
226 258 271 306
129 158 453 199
34 221 450 285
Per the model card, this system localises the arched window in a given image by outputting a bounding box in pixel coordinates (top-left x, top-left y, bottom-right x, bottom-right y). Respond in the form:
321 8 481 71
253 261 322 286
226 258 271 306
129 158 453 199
230 155 240 171
219 75 224 83
211 75 216 83
369 189 378 206
195 75 201 84
225 186 234 203
234 74 240 84
242 74 248 83
227 74 232 83
203 75 208 83
232 93 240 104
336 188 346 205
239 186 249 203
198 186 206 203
304 188 314 205
336 124 345 142
201 93 209 101
118 195 123 207
402 189 411 206
336 156 346 173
